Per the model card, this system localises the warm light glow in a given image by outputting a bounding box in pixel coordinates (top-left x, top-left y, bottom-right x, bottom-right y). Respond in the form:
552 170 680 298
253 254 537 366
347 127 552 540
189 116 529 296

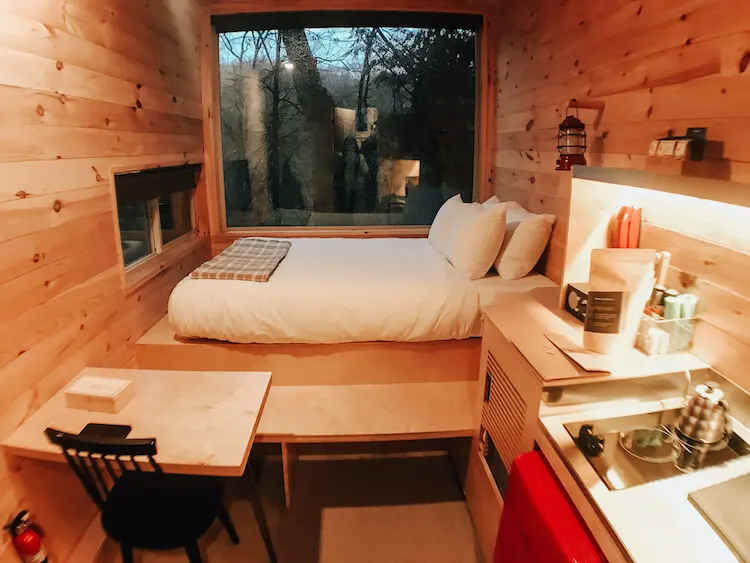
564 176 750 291
611 183 750 253
605 467 627 490
283 62 295 71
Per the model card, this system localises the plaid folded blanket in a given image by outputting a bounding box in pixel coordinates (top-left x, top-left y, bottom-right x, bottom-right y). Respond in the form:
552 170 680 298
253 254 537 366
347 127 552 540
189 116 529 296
191 238 291 282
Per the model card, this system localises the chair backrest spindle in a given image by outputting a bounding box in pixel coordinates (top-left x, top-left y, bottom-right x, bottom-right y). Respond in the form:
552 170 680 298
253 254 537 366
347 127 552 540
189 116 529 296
101 456 119 481
45 428 160 511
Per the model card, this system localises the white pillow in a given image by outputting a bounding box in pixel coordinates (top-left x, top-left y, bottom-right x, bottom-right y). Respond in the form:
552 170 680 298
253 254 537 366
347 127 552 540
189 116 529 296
483 197 555 280
428 194 463 259
431 196 507 279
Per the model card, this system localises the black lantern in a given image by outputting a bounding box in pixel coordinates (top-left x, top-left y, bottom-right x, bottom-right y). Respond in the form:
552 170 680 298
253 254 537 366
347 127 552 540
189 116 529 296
556 102 587 171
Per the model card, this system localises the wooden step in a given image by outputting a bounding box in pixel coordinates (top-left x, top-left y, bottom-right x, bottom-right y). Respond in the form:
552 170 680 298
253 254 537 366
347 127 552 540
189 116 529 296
255 380 477 510
136 315 481 385
256 381 477 443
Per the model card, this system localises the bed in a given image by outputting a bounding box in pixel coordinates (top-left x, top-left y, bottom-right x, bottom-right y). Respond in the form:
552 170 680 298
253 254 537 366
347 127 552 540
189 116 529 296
168 237 555 345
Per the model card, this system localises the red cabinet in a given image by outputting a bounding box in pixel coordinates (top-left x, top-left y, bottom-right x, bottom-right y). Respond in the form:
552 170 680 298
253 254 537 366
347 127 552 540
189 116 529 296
494 452 606 563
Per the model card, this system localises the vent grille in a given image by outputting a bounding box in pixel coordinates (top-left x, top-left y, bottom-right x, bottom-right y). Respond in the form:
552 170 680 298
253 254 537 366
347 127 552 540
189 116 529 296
481 351 527 471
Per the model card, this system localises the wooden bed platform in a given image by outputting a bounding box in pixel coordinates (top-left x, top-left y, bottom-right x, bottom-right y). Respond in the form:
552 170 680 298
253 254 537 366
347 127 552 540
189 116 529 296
135 316 480 508
136 315 481 386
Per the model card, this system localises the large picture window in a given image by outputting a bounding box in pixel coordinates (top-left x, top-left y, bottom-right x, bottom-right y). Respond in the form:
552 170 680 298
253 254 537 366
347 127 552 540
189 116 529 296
216 12 479 228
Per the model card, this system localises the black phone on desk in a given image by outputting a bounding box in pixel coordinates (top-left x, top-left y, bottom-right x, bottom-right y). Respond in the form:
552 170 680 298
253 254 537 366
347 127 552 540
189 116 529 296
79 423 132 439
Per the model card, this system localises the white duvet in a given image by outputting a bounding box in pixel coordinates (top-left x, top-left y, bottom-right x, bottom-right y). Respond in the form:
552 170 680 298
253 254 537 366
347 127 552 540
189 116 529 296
168 238 481 344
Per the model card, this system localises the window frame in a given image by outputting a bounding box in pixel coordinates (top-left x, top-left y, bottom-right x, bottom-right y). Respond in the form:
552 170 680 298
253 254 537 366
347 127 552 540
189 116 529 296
110 161 202 290
201 1 496 238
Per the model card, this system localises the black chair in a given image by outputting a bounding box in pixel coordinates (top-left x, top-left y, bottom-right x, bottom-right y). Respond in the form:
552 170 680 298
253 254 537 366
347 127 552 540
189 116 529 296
45 427 240 563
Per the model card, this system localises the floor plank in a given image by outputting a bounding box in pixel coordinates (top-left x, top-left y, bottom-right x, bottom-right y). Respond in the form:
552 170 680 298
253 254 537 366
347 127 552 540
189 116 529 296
97 455 482 563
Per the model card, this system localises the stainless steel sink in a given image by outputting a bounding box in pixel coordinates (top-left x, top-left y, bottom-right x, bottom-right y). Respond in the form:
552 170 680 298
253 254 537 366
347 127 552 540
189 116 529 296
564 409 750 490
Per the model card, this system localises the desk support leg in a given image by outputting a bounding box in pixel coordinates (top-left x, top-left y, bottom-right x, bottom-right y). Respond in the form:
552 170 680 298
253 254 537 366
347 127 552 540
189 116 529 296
244 465 277 563
281 442 295 511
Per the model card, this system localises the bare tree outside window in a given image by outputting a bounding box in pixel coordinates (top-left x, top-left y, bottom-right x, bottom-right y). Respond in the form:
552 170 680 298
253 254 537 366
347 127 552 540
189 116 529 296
219 23 476 228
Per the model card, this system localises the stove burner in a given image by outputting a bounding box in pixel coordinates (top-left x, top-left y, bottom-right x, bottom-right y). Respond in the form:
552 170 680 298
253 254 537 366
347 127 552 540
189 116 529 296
619 426 677 464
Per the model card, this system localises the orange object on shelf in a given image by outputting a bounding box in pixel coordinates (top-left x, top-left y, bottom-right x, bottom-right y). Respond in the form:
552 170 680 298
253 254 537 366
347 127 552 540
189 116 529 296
628 208 642 249
611 206 642 248
614 206 632 248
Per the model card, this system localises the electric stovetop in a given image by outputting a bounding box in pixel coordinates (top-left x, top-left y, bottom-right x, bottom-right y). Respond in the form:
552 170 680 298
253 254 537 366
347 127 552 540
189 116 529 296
564 408 750 491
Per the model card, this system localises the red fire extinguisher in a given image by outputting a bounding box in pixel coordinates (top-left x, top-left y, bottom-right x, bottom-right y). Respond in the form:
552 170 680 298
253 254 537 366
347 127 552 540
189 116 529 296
4 511 49 563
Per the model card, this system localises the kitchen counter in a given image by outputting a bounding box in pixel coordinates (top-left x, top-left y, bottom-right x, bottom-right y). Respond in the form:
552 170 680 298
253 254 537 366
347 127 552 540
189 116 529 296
484 288 743 562
484 288 708 385
541 397 749 563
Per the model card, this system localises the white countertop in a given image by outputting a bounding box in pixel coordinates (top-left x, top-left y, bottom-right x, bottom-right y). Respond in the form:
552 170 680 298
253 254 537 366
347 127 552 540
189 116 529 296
541 398 748 563
485 287 743 562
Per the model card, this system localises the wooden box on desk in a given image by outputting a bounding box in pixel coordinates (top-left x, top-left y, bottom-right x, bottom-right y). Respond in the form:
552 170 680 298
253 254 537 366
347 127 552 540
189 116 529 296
65 375 135 414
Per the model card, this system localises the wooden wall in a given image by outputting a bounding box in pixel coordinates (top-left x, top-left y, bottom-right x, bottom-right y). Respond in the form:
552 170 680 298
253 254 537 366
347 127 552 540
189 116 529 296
494 0 750 283
0 2 208 561
563 174 750 392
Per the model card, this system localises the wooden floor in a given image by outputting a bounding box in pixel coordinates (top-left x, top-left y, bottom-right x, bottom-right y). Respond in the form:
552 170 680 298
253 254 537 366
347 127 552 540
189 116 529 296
95 455 482 563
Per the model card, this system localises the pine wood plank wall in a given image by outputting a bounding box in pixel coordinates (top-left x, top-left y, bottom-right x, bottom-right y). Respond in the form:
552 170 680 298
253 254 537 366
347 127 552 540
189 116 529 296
0 2 208 561
494 0 750 283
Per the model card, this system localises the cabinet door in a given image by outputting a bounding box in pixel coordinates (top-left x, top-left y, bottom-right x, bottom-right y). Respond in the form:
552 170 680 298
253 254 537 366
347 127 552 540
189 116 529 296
479 317 543 490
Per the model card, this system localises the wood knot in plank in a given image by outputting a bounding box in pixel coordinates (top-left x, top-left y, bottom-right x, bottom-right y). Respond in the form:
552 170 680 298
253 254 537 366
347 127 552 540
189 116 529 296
740 52 750 74
525 118 535 131
92 166 104 182
56 60 64 70
15 190 29 199
678 271 698 289
33 253 41 263
53 199 62 213
36 105 45 117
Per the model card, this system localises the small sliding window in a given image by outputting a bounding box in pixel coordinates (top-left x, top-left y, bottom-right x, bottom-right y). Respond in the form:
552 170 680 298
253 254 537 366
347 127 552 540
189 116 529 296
214 11 480 229
114 165 200 267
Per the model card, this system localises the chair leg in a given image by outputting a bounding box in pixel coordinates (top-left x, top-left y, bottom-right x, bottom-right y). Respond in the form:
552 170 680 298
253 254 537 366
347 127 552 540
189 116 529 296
217 502 240 545
185 543 203 563
120 544 134 563
244 465 277 563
